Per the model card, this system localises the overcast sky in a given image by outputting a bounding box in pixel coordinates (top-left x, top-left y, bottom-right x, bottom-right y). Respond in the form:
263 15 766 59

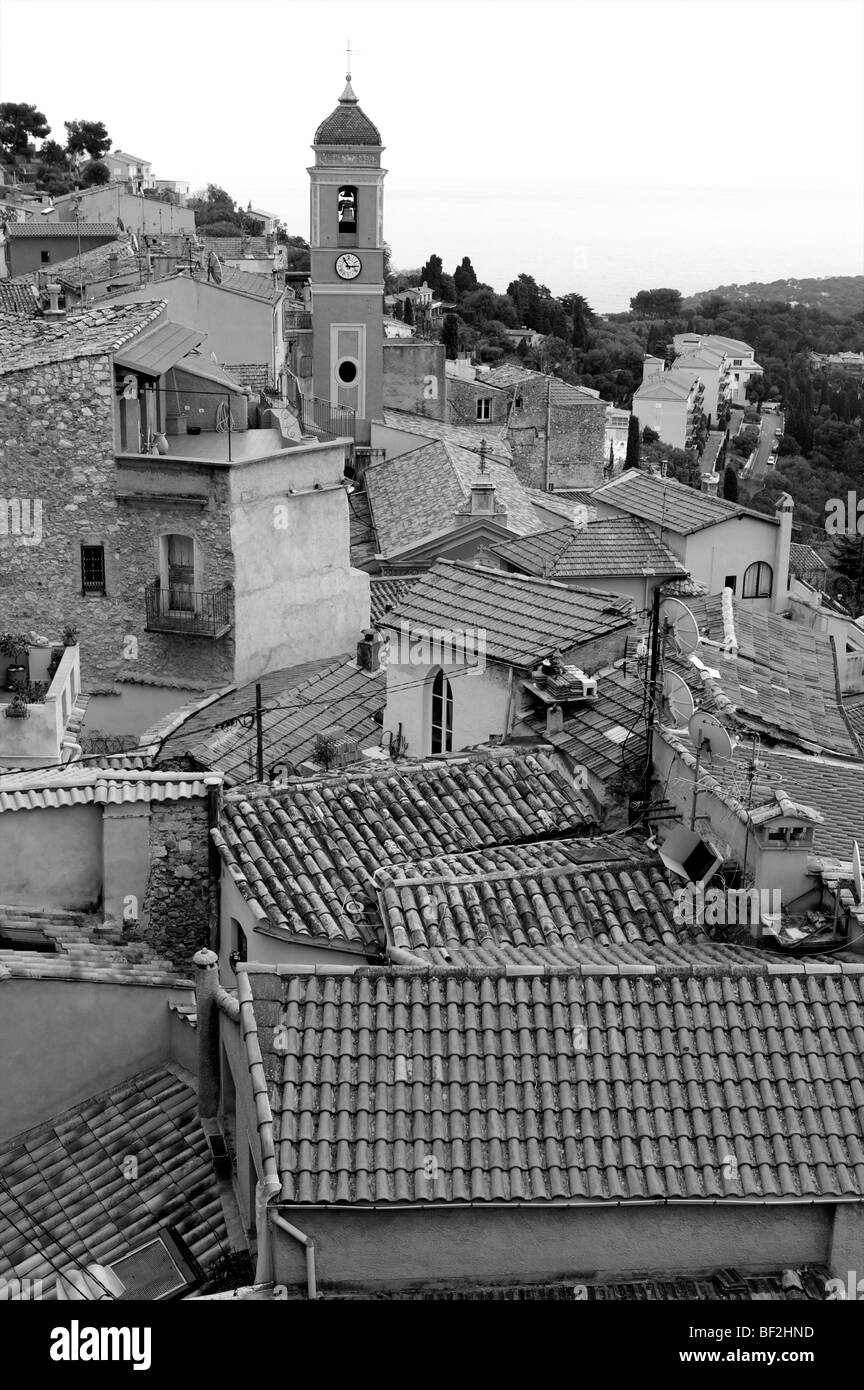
2 0 862 309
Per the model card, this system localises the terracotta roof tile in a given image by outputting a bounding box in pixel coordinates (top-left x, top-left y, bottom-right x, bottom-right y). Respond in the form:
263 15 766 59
386 559 633 668
0 1066 228 1296
5 221 117 239
243 960 864 1205
489 517 687 580
0 298 166 375
595 471 778 535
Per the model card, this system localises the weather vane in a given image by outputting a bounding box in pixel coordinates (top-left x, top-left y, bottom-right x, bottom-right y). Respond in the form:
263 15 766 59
344 39 352 79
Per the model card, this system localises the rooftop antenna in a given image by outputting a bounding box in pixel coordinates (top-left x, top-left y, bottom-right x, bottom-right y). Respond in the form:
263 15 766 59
660 670 695 727
659 597 700 657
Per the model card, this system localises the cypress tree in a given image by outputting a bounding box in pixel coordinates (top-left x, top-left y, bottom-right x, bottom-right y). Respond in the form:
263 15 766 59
624 415 641 470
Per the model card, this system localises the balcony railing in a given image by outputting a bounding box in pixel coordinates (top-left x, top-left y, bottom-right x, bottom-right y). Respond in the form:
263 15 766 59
299 394 357 441
145 580 233 637
284 310 312 333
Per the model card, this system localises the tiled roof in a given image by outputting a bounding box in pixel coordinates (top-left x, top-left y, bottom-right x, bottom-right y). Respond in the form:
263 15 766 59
314 84 382 146
370 574 423 625
0 282 39 315
594 471 778 535
197 235 269 260
0 767 220 814
364 438 552 558
346 1268 829 1301
11 235 137 289
677 594 861 758
382 409 512 460
483 364 605 407
242 959 864 1205
0 299 165 375
489 517 687 580
159 656 386 787
213 750 597 951
517 665 648 782
376 837 773 970
634 374 693 402
385 559 633 668
5 221 117 239
218 265 281 303
0 906 190 986
0 1066 228 1298
789 542 829 576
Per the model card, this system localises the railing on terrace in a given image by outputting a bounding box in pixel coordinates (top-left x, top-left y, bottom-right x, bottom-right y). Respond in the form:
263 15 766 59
284 310 312 332
299 394 357 441
145 580 233 638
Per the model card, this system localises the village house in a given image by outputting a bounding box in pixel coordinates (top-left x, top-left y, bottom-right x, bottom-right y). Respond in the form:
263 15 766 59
0 300 370 727
380 558 634 757
593 472 793 612
44 182 196 238
672 332 763 405
0 220 117 278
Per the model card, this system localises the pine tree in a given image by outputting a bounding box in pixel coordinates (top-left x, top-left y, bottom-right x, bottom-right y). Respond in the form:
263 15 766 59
624 415 641 471
442 313 459 360
722 464 739 502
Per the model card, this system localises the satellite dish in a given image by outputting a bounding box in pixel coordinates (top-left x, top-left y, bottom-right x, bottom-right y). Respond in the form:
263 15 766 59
208 251 223 285
659 598 700 656
853 840 863 905
661 670 695 726
687 710 734 764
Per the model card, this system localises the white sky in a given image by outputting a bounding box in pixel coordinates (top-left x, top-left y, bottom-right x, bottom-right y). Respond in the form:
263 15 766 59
1 0 862 309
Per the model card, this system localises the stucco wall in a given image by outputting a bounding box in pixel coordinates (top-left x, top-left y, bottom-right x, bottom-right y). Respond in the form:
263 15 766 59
0 804 102 908
6 234 114 277
383 342 446 420
632 394 688 451
383 660 513 758
219 874 367 978
46 188 195 236
227 443 370 684
113 278 276 374
311 291 385 425
270 1202 830 1292
0 976 183 1142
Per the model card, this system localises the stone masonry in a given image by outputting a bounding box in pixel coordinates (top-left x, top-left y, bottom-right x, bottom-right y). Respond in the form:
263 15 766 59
0 353 235 687
143 795 214 967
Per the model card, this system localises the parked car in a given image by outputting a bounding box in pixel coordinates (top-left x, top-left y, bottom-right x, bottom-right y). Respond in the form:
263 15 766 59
767 454 777 468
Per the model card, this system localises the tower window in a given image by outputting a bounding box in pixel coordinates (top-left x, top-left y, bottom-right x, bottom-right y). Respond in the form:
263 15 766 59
337 185 357 233
337 359 358 385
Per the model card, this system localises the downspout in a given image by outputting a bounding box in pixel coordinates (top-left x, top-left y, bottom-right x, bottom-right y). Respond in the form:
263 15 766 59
544 373 552 489
254 1174 281 1284
270 1211 317 1300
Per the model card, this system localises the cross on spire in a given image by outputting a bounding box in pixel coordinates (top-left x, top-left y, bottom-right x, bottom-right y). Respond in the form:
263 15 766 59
344 38 352 79
479 440 488 474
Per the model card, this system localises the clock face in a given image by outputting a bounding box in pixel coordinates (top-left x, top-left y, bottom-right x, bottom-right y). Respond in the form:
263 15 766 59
336 253 362 280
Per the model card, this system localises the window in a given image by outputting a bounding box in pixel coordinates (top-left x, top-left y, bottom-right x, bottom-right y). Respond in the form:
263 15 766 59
337 359 358 384
430 668 453 755
40 250 50 264
733 358 743 366
514 395 523 409
476 397 492 422
337 185 357 233
229 918 247 974
81 544 106 595
164 533 196 609
742 561 773 599
724 575 737 593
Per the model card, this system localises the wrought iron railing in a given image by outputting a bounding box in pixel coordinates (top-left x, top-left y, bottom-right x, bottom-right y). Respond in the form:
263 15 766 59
145 580 232 637
299 394 357 440
284 310 312 332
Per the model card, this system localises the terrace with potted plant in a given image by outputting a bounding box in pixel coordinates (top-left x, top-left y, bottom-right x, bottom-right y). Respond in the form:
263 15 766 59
0 627 84 769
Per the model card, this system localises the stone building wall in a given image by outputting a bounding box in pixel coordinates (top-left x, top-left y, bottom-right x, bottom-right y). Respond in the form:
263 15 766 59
0 353 235 687
506 379 606 492
446 375 509 428
143 795 214 967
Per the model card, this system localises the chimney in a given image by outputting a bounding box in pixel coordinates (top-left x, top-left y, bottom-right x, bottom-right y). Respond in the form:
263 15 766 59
193 949 221 1120
773 492 794 614
42 282 65 319
107 252 119 277
701 472 719 494
356 629 380 671
546 703 564 736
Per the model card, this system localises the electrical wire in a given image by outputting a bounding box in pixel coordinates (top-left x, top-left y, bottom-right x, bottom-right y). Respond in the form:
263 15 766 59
0 1176 118 1299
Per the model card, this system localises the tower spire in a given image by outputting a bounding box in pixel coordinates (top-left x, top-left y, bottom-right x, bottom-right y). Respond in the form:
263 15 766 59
340 40 357 102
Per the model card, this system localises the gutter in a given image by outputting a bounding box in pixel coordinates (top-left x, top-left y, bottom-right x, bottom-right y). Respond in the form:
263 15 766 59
270 1211 318 1300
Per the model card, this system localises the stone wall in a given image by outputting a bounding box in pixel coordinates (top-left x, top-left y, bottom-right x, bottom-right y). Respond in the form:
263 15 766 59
506 379 606 491
143 795 214 967
0 353 235 688
446 375 509 428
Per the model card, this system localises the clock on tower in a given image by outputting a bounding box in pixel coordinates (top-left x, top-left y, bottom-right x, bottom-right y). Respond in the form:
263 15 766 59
308 74 387 436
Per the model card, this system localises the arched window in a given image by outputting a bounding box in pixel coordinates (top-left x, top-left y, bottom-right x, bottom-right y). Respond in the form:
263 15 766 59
337 185 357 233
742 561 773 599
430 668 453 755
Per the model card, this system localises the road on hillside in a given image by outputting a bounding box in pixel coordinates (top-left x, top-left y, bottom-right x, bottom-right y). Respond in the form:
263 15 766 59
748 410 785 480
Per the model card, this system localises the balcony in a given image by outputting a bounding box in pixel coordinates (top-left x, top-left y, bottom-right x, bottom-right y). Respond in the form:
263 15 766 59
299 394 357 441
145 581 233 638
0 640 81 769
284 310 312 333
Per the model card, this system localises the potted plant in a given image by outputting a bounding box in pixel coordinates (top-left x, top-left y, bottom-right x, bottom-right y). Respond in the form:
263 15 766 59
0 631 29 692
4 691 29 719
61 624 79 647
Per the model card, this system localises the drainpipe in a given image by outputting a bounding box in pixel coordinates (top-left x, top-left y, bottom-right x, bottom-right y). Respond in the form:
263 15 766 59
192 948 221 1120
270 1210 317 1300
254 1174 281 1284
544 374 552 489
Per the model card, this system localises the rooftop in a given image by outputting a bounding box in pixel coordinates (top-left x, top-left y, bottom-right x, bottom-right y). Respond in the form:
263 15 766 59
0 1066 228 1298
5 221 117 239
0 298 165 375
0 766 220 814
314 79 382 147
212 750 597 951
594 470 779 535
365 438 561 559
370 574 423 626
381 408 512 461
482 364 606 406
0 905 191 987
385 559 633 668
488 517 687 581
241 958 864 1205
677 593 862 758
157 655 386 786
0 282 39 315
516 664 648 783
11 234 138 290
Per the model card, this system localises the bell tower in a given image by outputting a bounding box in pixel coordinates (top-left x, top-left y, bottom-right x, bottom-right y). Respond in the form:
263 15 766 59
309 73 386 440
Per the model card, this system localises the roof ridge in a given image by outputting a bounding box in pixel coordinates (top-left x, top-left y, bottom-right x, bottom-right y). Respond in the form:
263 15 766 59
240 960 864 979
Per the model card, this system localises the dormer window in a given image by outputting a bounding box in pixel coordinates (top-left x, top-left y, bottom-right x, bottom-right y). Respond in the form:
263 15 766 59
338 186 357 233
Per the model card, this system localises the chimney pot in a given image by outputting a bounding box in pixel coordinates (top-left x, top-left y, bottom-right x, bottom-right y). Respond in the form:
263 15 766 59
546 703 564 736
357 630 380 671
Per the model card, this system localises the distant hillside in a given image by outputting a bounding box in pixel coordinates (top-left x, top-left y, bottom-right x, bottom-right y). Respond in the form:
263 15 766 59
684 276 864 319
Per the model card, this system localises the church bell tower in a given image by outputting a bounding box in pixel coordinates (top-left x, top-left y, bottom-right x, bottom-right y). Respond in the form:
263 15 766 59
309 73 386 440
